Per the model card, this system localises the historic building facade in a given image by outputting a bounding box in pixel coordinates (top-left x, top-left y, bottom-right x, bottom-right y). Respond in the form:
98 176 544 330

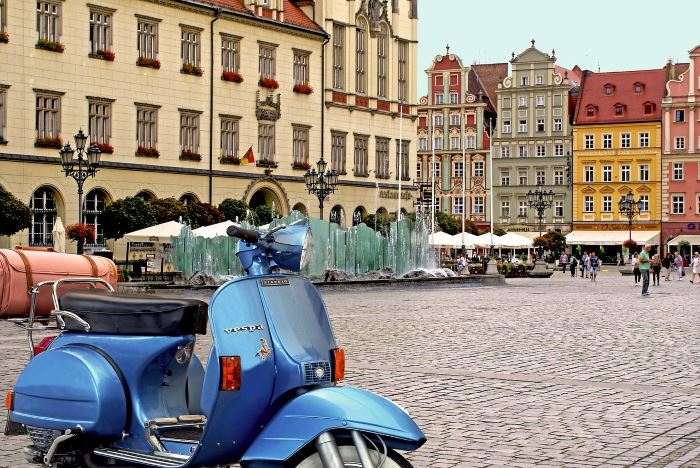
661 49 700 244
0 0 418 251
571 68 666 245
491 41 578 235
306 0 418 227
416 49 506 231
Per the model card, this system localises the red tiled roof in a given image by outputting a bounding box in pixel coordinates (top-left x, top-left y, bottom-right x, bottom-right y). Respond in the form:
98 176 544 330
574 68 666 125
431 55 462 71
555 64 583 86
194 0 323 33
471 63 508 108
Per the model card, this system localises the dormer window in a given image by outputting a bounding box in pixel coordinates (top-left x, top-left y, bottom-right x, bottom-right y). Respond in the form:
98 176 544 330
603 84 615 95
585 105 598 117
614 103 626 116
643 101 655 114
633 82 645 94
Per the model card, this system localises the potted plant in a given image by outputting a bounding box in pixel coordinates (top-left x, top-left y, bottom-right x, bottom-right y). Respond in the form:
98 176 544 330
180 149 202 161
94 49 115 61
220 155 241 165
136 57 161 69
135 146 159 157
36 38 64 53
292 161 311 171
256 159 278 169
66 223 96 253
0 31 9 43
181 63 203 76
34 136 63 149
293 83 313 95
91 142 114 154
258 77 279 90
222 71 244 83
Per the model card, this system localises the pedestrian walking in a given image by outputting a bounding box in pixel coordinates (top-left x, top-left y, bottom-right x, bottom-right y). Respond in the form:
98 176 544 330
569 256 578 277
691 252 700 284
581 253 589 278
662 253 672 281
560 252 568 274
674 252 685 281
631 254 641 286
589 252 600 282
651 254 661 286
639 245 651 296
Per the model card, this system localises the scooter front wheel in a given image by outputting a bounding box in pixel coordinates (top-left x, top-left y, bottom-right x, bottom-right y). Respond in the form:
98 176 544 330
295 444 412 468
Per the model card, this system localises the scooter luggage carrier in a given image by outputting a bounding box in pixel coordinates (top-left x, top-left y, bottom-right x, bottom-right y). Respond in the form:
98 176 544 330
7 277 114 358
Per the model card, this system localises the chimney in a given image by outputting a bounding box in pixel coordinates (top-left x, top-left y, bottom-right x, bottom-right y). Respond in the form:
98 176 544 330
666 58 676 81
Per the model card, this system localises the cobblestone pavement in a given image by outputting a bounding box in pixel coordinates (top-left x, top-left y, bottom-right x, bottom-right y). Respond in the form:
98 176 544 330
0 269 698 467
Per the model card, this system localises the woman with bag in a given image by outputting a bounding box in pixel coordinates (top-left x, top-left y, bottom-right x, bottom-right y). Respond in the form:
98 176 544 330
631 254 641 286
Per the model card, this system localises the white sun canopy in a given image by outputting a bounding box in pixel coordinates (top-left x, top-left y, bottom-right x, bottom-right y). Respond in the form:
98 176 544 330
429 231 456 247
474 233 501 248
498 232 534 248
191 220 236 239
566 230 660 246
666 234 700 246
123 221 186 243
450 233 478 249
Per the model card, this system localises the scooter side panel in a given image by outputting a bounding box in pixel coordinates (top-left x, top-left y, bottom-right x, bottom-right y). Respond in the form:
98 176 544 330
11 346 126 437
240 386 426 464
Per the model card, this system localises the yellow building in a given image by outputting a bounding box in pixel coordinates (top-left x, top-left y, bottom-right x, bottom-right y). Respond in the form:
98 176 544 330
0 0 418 252
569 69 667 252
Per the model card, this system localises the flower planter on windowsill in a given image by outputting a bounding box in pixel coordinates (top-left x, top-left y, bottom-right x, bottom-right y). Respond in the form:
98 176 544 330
354 171 369 178
136 57 160 69
0 138 8 145
293 83 313 95
34 137 62 149
90 49 115 61
0 32 9 44
256 160 278 169
179 150 202 161
91 142 114 154
181 63 203 76
375 174 390 180
36 39 64 53
135 146 159 158
220 155 241 165
292 162 311 171
258 77 279 90
222 71 244 83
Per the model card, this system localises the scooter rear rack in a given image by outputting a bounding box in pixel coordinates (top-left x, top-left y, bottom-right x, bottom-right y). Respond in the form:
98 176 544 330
7 277 114 358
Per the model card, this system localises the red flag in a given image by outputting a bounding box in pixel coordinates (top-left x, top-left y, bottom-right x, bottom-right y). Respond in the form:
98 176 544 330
241 146 255 165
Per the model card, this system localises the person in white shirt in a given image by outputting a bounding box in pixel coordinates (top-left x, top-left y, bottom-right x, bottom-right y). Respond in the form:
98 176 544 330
691 252 700 284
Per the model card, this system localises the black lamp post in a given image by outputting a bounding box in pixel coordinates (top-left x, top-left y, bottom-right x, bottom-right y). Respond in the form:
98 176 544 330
59 129 102 253
304 157 339 220
618 191 641 243
527 188 555 257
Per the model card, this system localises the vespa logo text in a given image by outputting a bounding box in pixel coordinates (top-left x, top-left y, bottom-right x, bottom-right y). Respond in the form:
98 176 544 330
260 278 290 287
224 324 264 334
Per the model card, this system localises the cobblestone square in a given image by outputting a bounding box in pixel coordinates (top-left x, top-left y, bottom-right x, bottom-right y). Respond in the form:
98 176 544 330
0 271 698 467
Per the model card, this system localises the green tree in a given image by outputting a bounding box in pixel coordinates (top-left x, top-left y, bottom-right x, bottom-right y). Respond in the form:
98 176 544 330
435 212 459 235
362 213 394 236
219 198 248 222
0 186 31 236
251 205 274 226
493 228 507 236
533 231 567 256
184 202 225 229
150 197 187 224
103 197 156 240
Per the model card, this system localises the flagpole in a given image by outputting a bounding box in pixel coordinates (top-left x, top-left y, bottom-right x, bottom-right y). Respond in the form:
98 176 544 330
430 110 436 233
489 118 494 253
397 102 403 221
461 106 466 248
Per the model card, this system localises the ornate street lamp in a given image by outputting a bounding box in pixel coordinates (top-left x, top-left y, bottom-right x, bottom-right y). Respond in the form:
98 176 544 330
59 129 102 253
304 157 339 220
527 188 555 258
618 191 641 243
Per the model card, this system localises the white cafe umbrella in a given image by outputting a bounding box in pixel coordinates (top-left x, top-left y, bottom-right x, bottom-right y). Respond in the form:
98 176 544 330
192 220 235 239
52 216 66 253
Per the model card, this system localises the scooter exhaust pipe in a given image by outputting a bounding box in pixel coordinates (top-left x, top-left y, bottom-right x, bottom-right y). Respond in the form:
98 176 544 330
315 432 344 468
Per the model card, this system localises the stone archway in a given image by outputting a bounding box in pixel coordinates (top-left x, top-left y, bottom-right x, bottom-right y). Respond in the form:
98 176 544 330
292 202 308 215
243 177 290 217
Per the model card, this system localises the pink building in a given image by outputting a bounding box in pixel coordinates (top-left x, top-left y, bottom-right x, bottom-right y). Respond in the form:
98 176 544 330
661 47 700 249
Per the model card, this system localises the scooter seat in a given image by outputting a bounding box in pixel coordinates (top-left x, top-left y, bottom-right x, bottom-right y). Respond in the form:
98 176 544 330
58 292 208 336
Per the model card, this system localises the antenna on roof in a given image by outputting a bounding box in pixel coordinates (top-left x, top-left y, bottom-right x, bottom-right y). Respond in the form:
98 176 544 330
446 44 450 56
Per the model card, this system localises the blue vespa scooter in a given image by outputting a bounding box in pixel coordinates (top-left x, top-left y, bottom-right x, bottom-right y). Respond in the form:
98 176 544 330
5 219 425 467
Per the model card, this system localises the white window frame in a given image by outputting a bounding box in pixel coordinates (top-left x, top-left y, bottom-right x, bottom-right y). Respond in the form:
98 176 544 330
450 136 460 150
293 49 310 85
473 197 484 214
621 165 630 182
518 145 528 158
602 195 612 213
181 27 201 68
179 110 200 154
452 197 464 215
536 145 545 157
502 120 511 133
518 119 527 133
554 201 564 218
36 1 62 43
553 118 562 131
501 146 510 158
452 161 463 178
88 98 112 145
35 91 61 140
473 161 484 177
603 134 612 149
258 122 276 162
639 164 649 181
220 115 239 158
259 42 276 79
137 16 159 60
639 132 649 148
536 118 545 133
500 171 510 186
536 95 545 107
672 162 684 181
89 7 113 55
518 201 528 217
675 136 685 150
501 200 510 218
221 35 240 72
584 134 594 149
554 143 563 156
672 194 684 214
638 195 649 213
332 24 344 90
584 165 594 183
554 170 564 185
330 131 346 173
602 165 612 182
621 133 631 148
584 196 594 213
136 104 158 149
536 170 546 186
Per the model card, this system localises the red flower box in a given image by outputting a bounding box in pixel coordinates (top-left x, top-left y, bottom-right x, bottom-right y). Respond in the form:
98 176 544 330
222 71 244 83
292 161 311 170
66 223 96 243
136 146 159 157
259 77 279 90
180 149 202 161
136 57 160 69
36 39 64 53
34 137 62 149
0 32 9 43
93 49 115 61
220 155 241 165
293 83 313 95
90 142 114 154
181 63 203 76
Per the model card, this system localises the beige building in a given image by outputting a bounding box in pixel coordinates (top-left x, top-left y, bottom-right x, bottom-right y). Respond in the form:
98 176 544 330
0 0 418 251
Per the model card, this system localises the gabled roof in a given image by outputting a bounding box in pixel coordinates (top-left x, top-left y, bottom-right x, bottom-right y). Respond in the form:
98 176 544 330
427 53 464 72
511 41 555 64
574 68 666 125
470 63 509 109
194 0 323 33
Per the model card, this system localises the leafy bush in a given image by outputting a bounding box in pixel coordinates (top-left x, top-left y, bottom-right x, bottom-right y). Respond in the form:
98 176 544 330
150 198 187 224
0 186 31 236
184 202 225 229
103 197 156 240
219 199 248 222
66 223 95 243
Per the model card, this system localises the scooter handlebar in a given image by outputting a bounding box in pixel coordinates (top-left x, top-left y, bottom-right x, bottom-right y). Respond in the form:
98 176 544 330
226 225 260 243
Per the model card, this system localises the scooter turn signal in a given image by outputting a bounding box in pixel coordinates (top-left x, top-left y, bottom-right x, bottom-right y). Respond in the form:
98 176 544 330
331 348 345 383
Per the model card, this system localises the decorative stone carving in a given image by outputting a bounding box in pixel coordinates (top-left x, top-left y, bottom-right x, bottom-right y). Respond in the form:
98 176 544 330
358 0 390 37
255 91 281 121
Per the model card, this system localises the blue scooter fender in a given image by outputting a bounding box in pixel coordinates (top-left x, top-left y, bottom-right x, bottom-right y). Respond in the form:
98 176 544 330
240 386 426 464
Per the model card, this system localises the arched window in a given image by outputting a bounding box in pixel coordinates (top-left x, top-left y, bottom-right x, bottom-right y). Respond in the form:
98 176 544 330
135 190 155 201
352 206 366 226
179 193 199 206
330 205 344 226
376 24 388 98
29 187 57 246
355 20 368 94
292 202 308 215
84 189 107 246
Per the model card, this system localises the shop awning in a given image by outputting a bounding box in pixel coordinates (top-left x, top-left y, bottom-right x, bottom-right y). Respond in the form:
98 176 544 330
124 221 186 243
566 230 660 246
429 231 456 247
192 220 235 239
666 234 700 246
498 232 534 248
450 233 479 249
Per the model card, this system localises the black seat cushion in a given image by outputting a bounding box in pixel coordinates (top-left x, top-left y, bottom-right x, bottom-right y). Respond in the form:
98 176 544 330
59 292 208 336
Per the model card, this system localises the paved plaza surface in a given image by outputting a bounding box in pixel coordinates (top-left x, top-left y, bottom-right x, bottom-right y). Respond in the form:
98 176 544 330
0 270 698 467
